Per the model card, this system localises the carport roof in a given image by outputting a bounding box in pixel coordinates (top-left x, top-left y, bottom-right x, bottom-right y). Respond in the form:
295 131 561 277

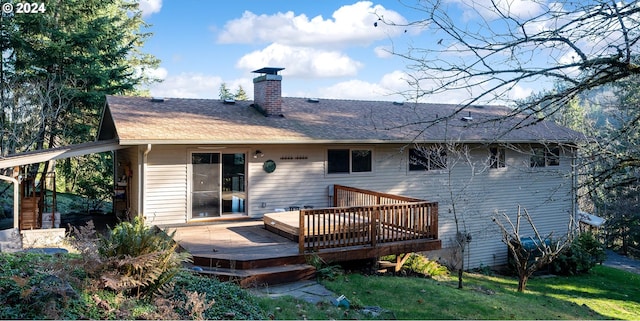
0 139 122 169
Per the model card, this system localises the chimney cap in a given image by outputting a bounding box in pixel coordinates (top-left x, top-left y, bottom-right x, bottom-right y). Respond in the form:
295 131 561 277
252 67 285 75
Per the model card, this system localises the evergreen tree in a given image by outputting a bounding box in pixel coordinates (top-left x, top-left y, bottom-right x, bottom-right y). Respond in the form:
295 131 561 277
219 83 232 100
234 85 248 101
0 0 159 195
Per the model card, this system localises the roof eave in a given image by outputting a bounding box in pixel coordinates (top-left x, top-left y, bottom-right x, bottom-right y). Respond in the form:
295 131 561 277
116 138 583 146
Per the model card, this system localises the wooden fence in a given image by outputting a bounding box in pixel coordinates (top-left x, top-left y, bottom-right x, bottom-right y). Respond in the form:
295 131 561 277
298 185 438 253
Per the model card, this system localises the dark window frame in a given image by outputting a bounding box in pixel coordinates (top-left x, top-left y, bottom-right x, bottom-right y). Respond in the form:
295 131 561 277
530 147 560 167
490 147 506 169
327 148 373 174
409 146 447 171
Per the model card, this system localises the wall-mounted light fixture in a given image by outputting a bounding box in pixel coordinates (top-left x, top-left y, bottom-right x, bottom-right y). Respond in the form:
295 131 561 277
253 150 265 158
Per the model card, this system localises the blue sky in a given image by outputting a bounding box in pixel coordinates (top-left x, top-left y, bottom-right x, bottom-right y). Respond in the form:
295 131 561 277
138 0 550 103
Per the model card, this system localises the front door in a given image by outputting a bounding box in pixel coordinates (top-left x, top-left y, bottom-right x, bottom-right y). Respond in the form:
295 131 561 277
190 152 246 219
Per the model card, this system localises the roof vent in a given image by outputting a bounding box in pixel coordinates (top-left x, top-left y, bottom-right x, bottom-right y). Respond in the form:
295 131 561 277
151 97 165 102
223 98 236 104
307 98 320 103
393 101 404 106
461 111 473 121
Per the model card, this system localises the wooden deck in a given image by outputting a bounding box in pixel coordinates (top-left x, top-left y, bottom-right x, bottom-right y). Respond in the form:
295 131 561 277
169 220 300 266
168 218 441 287
168 185 441 287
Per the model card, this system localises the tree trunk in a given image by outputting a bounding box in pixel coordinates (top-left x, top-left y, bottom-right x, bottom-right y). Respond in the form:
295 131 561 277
517 274 528 292
458 268 463 289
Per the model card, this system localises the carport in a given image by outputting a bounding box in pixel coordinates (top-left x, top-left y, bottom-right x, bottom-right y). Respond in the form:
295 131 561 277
0 139 122 247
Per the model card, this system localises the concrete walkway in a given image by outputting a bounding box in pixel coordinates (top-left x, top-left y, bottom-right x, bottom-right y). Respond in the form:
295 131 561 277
248 280 337 304
603 250 640 274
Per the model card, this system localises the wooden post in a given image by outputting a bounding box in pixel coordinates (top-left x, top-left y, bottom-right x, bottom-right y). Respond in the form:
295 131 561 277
298 209 305 254
395 253 412 272
371 207 379 248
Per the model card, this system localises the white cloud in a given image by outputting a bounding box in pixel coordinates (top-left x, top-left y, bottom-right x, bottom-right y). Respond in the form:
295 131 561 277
449 0 546 20
317 79 391 100
309 71 482 103
217 1 409 47
380 70 411 91
147 69 532 105
508 84 534 101
149 72 223 99
236 43 363 78
148 71 254 99
137 0 162 17
133 66 167 83
145 67 168 80
374 45 393 58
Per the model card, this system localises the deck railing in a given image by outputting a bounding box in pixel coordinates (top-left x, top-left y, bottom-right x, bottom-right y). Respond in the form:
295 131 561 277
333 184 423 207
298 185 438 253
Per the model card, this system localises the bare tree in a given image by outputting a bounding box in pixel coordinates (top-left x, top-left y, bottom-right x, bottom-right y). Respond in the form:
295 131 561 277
379 0 639 124
377 0 637 263
411 140 492 288
493 206 572 292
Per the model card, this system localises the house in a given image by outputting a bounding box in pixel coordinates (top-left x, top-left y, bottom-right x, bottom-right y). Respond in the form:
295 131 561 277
0 66 582 268
92 67 582 268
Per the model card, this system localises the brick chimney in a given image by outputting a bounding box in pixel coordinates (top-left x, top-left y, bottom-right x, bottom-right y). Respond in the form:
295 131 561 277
252 67 284 117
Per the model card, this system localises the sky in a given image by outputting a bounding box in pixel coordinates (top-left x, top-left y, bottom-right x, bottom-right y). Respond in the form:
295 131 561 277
138 0 547 104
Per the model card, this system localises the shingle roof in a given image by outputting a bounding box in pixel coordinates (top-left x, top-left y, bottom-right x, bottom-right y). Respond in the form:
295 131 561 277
103 95 583 145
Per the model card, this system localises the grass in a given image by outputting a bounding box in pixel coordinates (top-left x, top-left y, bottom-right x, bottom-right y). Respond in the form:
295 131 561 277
318 265 640 320
254 295 392 320
1 248 638 319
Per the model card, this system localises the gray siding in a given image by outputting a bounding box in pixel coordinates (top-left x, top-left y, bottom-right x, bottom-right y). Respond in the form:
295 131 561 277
246 144 575 268
144 145 187 225
137 143 575 268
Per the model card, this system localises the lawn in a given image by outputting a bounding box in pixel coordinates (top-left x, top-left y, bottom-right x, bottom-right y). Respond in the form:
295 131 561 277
1 248 638 319
319 265 640 320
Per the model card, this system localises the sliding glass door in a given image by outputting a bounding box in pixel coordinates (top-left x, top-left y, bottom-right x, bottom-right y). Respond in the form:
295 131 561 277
191 152 246 219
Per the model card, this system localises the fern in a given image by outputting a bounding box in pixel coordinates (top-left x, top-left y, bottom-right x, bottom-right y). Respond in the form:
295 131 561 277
70 217 192 298
99 217 192 297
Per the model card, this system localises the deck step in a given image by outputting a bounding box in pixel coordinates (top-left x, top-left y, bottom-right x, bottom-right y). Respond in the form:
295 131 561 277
194 264 316 288
191 254 308 270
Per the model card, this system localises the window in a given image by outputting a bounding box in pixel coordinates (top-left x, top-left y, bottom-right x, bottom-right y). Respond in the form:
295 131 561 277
490 147 506 169
530 147 560 167
547 147 560 166
352 149 372 172
327 149 349 173
409 146 447 171
327 148 372 174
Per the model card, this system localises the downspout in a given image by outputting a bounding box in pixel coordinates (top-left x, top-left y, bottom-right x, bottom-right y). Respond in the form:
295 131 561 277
571 146 578 232
139 144 152 219
0 174 20 230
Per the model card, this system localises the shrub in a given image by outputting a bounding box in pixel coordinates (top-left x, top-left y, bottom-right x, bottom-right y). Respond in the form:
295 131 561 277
551 232 606 275
97 216 192 297
69 217 192 298
169 271 265 320
0 252 88 320
306 254 343 280
403 253 450 278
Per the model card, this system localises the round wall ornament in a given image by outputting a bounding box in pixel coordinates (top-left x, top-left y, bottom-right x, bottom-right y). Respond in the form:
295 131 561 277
263 160 276 173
